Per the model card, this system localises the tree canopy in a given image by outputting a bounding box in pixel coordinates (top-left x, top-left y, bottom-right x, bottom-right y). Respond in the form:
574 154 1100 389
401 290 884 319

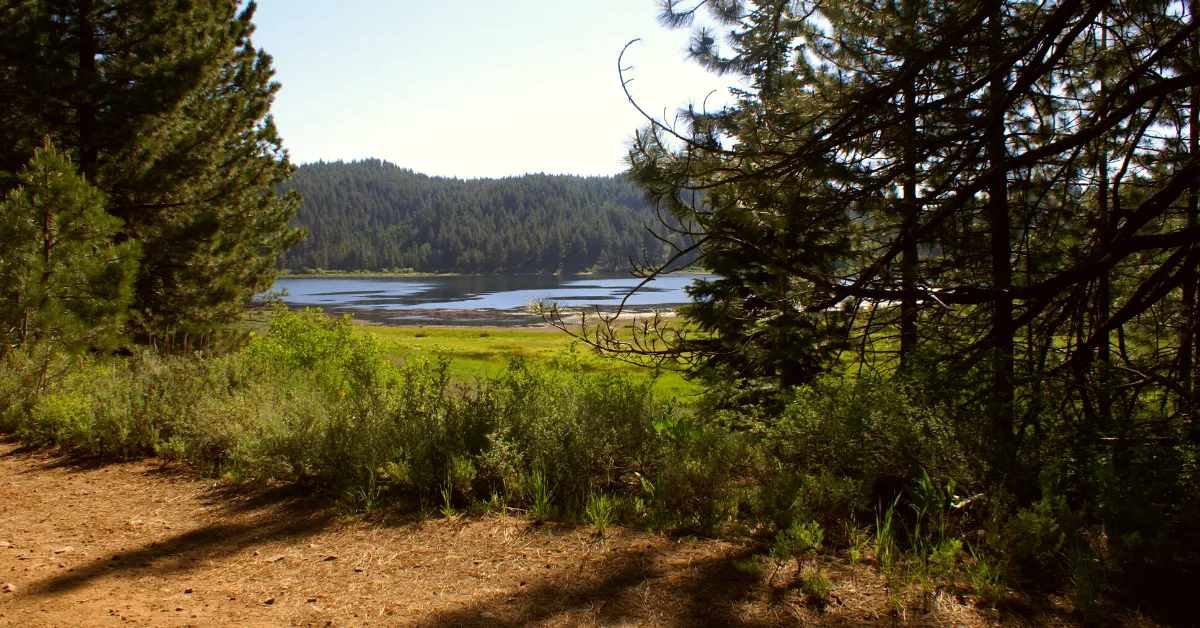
0 141 138 356
0 0 301 341
547 0 1199 495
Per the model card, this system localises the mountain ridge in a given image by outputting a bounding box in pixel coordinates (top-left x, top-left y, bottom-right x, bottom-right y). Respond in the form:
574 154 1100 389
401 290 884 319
279 159 685 274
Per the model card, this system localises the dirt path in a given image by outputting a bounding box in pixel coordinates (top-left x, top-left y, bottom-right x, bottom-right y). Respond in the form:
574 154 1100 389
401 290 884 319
0 438 996 627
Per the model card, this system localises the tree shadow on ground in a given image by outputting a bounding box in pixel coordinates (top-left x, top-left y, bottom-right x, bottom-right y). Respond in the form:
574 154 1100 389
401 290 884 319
416 541 790 628
1 436 167 473
20 474 337 597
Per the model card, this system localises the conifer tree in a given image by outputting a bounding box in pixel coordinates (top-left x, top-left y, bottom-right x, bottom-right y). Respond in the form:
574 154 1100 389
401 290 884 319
0 1 301 340
0 141 138 356
545 0 1200 489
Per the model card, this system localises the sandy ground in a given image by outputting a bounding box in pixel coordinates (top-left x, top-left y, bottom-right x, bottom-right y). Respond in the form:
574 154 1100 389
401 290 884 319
0 438 1014 627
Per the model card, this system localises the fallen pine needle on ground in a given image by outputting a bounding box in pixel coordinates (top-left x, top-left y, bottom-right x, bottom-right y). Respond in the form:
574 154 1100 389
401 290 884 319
0 438 1061 627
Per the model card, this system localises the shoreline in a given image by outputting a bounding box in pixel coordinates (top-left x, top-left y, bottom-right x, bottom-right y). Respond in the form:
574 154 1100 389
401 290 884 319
275 269 715 280
332 304 682 328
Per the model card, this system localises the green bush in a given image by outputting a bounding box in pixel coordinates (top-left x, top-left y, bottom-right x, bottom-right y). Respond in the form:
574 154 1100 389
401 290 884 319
763 375 969 495
752 468 865 533
771 520 824 564
1002 495 1083 582
467 359 665 509
651 420 746 536
20 392 93 448
0 350 34 431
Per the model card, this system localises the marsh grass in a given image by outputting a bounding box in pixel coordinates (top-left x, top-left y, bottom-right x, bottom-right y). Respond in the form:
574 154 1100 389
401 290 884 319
342 470 384 515
966 544 1006 607
368 324 701 398
847 523 870 564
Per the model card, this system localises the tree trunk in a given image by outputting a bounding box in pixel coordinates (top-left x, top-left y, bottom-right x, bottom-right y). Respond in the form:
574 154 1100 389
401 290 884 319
1186 0 1199 437
1096 20 1113 433
899 2 919 371
76 0 98 179
988 9 1015 484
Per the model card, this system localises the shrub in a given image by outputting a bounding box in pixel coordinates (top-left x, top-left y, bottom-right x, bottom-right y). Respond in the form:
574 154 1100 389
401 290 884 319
1002 495 1083 583
652 420 746 536
20 392 93 448
469 360 665 509
771 520 824 565
762 375 969 498
752 468 866 533
0 308 674 529
800 566 834 607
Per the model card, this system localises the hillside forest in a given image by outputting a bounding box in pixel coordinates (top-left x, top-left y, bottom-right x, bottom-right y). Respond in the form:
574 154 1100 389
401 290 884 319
279 161 691 274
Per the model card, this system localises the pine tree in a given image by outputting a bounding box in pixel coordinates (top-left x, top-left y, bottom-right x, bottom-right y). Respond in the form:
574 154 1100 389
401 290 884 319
0 141 138 356
0 1 302 340
542 1 1200 493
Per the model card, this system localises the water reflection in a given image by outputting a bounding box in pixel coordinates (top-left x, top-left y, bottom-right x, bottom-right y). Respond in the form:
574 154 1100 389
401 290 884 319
271 273 701 326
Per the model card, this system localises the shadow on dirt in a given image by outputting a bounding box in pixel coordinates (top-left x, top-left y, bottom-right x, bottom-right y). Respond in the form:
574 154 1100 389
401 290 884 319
20 475 338 597
416 542 770 628
2 436 169 474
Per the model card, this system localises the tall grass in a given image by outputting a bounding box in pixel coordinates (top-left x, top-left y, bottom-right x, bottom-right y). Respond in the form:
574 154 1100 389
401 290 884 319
0 311 968 538
0 308 675 516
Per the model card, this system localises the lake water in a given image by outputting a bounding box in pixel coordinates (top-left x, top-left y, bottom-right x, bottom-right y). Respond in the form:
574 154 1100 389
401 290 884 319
270 274 703 326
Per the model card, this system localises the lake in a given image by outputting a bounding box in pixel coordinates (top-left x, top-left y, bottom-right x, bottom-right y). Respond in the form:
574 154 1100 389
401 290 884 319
270 273 703 326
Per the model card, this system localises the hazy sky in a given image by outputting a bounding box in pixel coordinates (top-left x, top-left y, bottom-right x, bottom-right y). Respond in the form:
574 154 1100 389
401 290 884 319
251 0 737 179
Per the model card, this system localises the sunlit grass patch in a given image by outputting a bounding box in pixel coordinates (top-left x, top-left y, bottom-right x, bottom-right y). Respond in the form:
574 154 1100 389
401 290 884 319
367 324 701 398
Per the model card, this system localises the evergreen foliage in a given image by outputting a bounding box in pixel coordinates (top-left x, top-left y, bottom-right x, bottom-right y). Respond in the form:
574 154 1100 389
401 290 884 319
0 142 138 355
539 1 1200 601
597 0 1199 453
280 160 690 273
0 0 302 339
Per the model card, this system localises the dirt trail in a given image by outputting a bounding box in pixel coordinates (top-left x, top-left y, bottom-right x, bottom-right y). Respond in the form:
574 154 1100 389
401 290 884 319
0 438 994 627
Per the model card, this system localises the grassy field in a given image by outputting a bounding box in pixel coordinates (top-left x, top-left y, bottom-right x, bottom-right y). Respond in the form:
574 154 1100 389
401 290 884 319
363 323 703 399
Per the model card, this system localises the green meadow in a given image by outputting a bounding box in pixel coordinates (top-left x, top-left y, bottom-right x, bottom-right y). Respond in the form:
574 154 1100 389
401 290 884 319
363 323 702 399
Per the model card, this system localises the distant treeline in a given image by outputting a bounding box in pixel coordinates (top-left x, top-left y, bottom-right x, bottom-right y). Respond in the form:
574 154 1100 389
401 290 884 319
280 160 691 273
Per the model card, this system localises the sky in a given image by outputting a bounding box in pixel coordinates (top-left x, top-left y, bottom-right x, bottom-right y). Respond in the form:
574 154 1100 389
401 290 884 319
250 0 736 179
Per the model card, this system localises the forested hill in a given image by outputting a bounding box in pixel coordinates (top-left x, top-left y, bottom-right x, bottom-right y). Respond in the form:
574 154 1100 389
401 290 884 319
279 160 681 273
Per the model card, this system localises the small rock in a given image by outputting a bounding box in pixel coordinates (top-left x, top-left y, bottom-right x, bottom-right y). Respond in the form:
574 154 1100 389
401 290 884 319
53 546 73 554
0 541 12 549
479 610 497 619
264 597 275 605
266 554 286 563
1 583 15 593
323 555 338 562
175 607 184 612
306 597 318 603
353 567 363 573
184 588 193 594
